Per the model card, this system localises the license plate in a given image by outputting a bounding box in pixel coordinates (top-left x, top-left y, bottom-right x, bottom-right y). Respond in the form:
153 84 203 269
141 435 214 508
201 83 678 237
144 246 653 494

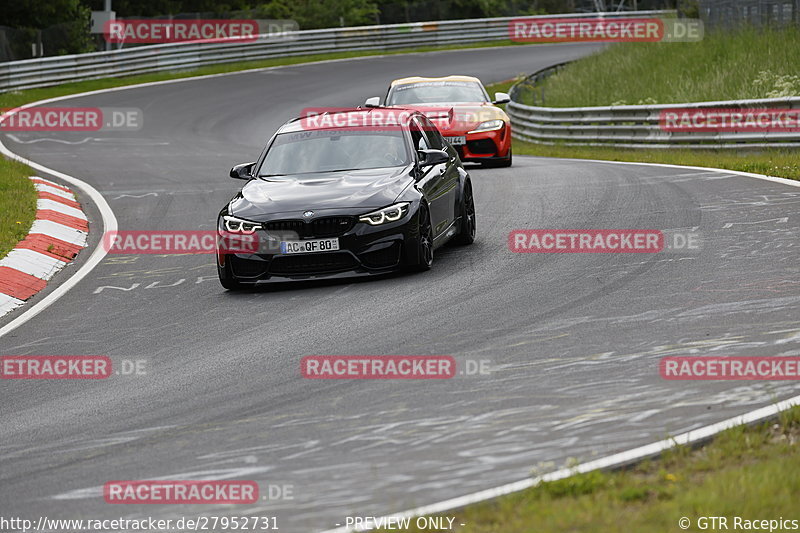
280 238 340 254
444 136 466 145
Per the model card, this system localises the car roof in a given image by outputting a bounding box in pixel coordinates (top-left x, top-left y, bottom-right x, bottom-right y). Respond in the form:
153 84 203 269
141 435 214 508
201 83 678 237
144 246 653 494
390 75 483 87
279 107 423 133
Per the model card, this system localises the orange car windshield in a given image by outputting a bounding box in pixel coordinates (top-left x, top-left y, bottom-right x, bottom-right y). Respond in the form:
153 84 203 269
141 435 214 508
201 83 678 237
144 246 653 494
388 81 487 105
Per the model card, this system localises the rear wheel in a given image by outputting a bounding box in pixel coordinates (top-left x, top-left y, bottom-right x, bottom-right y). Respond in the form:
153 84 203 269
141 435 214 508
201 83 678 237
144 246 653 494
453 181 476 245
409 203 433 271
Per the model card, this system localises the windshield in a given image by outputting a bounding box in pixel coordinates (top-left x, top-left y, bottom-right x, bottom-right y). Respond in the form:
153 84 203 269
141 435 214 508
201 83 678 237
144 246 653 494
387 80 488 105
258 129 411 176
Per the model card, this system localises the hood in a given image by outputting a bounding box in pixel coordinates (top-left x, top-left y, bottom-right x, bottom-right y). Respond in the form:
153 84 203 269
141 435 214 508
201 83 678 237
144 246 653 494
395 103 508 134
229 166 413 220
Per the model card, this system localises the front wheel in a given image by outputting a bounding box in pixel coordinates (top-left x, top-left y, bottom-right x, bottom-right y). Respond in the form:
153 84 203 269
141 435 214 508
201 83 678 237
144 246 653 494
453 181 476 245
408 203 433 272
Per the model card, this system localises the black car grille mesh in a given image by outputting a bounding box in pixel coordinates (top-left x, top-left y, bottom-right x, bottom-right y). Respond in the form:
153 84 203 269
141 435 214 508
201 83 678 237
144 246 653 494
265 220 304 235
269 252 357 275
312 216 355 237
230 256 267 278
264 217 354 239
466 138 497 155
360 242 401 269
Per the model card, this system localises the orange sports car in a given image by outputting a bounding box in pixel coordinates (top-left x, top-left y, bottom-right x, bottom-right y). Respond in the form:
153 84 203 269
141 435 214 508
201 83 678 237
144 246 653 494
366 75 513 167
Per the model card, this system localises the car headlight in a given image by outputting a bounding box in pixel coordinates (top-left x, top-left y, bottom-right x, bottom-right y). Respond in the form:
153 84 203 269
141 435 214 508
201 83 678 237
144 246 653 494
468 119 505 134
358 202 410 226
222 215 262 234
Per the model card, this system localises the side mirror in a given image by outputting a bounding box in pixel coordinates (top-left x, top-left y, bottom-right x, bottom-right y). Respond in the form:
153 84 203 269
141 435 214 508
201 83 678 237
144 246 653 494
230 162 256 180
417 149 449 168
364 96 381 107
493 92 511 105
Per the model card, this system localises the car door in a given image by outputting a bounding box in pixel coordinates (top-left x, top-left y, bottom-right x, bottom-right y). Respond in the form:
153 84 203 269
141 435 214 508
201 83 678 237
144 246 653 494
409 118 447 241
417 116 460 242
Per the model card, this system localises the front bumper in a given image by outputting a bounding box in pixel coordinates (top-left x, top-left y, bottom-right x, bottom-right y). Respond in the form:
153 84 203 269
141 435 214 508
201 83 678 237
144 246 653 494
218 211 420 282
450 126 511 162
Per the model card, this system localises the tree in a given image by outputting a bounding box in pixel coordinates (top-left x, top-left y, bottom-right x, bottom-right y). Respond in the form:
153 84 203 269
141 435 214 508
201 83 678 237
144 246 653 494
2 0 93 57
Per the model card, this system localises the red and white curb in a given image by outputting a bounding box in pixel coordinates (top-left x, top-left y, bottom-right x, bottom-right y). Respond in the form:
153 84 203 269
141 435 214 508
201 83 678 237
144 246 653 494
0 176 88 317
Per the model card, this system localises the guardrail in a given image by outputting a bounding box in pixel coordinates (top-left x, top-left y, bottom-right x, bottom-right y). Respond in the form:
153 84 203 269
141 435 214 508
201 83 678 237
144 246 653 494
507 63 800 149
0 11 673 93
700 0 800 28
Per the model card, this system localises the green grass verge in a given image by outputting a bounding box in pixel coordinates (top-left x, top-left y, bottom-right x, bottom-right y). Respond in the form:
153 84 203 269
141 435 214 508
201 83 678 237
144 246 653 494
377 406 800 532
0 39 528 110
486 77 519 97
0 158 37 259
525 26 800 106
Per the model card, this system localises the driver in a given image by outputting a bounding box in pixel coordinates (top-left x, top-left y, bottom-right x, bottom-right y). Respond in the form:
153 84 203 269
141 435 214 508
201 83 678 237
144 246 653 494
356 135 407 167
383 137 407 166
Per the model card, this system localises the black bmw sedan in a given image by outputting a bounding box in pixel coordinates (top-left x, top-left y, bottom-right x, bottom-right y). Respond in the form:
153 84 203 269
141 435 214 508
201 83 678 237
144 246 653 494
216 107 476 289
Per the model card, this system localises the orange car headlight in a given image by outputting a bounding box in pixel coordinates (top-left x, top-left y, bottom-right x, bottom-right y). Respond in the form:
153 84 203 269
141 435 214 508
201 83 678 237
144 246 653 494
467 119 505 134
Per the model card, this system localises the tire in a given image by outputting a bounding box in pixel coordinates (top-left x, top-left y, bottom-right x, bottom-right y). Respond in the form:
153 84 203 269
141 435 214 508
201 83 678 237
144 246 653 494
453 180 476 245
408 203 433 272
218 261 245 290
482 147 512 168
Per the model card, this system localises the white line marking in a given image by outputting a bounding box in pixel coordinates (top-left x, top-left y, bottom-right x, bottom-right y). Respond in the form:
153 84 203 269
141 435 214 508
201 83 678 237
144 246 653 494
0 142 116 339
722 217 789 229
35 199 88 221
29 220 87 246
0 249 66 280
33 183 76 200
32 177 68 189
540 156 800 189
112 192 158 199
6 134 94 145
0 294 24 315
319 394 800 533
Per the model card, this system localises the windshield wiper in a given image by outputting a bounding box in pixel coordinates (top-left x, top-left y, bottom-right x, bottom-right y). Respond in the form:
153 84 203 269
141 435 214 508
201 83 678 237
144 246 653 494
261 168 367 177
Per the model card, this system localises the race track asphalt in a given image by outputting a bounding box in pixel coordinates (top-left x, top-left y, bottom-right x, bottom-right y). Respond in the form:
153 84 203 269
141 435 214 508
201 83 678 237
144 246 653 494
1 42 799 532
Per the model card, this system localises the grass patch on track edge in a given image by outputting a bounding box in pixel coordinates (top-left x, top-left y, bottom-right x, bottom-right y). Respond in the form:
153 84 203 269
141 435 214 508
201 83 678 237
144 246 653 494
0 159 37 260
